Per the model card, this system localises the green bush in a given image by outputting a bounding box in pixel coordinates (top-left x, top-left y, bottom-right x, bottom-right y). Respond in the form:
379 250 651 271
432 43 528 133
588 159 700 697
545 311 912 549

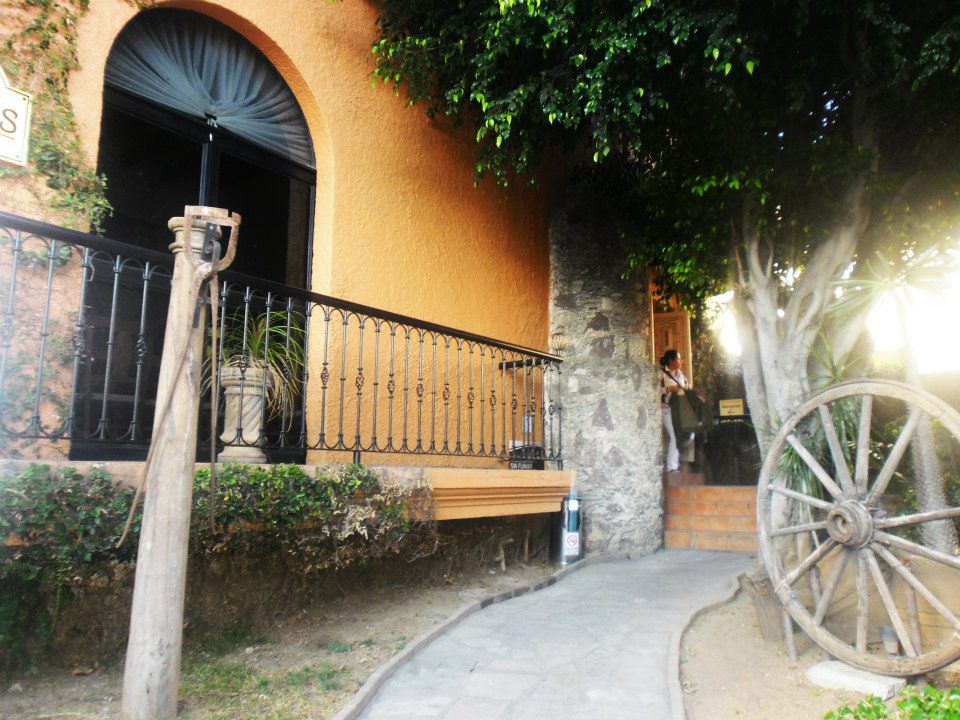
0 465 140 582
190 463 427 572
0 464 140 669
0 462 430 671
825 686 960 720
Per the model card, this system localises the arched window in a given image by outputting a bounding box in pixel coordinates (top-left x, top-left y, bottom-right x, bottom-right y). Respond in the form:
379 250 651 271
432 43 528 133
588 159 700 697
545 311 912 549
72 9 315 459
97 8 315 286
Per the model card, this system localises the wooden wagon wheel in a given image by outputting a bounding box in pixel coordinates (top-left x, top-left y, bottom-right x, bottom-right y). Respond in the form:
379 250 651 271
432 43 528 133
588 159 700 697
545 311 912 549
757 379 960 676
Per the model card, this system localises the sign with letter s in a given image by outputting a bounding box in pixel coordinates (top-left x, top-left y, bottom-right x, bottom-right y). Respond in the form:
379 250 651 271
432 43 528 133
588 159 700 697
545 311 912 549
0 67 33 167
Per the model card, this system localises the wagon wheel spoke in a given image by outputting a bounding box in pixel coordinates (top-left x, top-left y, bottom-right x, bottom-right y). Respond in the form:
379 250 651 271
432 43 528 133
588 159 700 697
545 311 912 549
905 584 924 655
874 507 960 531
854 394 873 496
855 552 869 655
864 407 921 505
769 520 828 538
770 485 834 512
872 544 960 632
818 404 855 496
779 538 837 590
799 532 824 607
809 523 827 602
786 433 845 500
813 547 851 626
864 548 918 657
759 380 960 675
874 531 960 572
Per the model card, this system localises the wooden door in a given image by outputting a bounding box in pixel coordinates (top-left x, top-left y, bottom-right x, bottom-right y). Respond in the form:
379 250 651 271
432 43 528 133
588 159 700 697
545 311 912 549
653 310 693 383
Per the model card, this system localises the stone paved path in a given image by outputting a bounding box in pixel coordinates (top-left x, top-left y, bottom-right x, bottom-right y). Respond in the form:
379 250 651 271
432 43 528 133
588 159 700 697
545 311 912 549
356 550 753 720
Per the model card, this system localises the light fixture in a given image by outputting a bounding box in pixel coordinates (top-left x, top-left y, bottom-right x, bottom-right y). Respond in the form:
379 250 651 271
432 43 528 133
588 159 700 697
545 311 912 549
550 331 569 355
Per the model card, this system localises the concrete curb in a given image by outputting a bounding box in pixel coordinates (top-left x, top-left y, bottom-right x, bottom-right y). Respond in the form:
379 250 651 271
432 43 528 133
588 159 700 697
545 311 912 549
668 568 748 720
331 550 633 720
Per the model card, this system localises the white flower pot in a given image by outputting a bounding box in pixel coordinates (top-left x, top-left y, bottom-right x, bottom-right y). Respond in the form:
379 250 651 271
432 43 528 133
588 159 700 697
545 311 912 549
218 364 268 463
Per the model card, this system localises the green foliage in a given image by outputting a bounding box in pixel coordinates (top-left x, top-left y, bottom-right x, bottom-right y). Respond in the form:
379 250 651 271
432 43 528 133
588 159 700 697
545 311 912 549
3 0 112 231
0 465 140 583
218 309 306 421
373 2 960 307
199 463 426 575
776 376 862 504
190 463 422 573
182 658 256 697
0 464 139 670
180 656 343 716
877 411 960 542
827 694 889 720
0 462 431 671
282 665 342 690
825 686 960 720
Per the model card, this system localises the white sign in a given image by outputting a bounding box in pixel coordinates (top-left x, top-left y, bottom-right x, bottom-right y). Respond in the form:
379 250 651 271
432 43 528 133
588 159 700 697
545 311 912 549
0 67 33 167
719 398 745 416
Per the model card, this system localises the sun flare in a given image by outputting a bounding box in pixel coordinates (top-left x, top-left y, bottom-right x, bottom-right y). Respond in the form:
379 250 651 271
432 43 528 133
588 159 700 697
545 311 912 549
707 291 742 357
867 278 960 374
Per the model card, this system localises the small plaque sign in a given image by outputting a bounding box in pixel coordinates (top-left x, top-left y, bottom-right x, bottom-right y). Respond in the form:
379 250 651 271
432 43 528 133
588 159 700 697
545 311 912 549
0 68 33 167
719 398 745 416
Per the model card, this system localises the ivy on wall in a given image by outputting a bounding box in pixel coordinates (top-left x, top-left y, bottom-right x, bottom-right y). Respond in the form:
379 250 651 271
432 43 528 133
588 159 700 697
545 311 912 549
2 0 113 231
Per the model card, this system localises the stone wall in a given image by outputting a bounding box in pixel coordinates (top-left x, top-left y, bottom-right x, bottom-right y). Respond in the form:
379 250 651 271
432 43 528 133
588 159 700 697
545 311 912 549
550 200 663 555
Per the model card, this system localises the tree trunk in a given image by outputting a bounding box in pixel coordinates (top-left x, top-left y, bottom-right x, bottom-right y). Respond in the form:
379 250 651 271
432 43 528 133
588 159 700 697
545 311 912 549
741 565 784 641
909 417 959 553
899 295 959 553
734 198 867 641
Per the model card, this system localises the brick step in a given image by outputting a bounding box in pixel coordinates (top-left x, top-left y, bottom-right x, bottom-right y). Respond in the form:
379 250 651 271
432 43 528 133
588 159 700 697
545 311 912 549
665 529 758 553
665 485 756 503
665 498 755 519
665 513 756 533
664 471 705 487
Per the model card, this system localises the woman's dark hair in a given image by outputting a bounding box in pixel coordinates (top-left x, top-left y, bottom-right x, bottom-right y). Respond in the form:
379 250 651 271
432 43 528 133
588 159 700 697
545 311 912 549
660 349 680 368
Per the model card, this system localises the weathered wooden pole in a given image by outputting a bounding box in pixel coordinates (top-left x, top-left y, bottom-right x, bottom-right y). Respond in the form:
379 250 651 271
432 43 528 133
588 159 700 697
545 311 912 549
121 207 237 720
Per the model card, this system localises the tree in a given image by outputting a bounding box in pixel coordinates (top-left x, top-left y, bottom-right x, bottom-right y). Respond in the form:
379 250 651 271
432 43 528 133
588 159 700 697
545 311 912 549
372 0 960 457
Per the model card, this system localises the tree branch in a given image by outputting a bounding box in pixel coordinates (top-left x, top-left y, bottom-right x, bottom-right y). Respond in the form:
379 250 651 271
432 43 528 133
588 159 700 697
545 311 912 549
733 292 771 449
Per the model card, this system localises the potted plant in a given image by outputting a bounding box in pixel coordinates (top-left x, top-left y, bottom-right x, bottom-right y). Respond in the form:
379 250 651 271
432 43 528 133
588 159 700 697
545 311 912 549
216 309 305 462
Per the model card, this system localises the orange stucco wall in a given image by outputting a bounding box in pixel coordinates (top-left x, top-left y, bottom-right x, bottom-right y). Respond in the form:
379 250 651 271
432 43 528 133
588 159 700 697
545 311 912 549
62 0 552 352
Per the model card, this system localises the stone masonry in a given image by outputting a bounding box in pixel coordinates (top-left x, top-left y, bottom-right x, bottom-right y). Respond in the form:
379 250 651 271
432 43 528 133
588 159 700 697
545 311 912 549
549 202 663 555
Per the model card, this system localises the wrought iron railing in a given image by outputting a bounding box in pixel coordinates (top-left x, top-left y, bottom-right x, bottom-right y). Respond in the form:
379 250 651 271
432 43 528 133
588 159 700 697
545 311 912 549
0 211 563 467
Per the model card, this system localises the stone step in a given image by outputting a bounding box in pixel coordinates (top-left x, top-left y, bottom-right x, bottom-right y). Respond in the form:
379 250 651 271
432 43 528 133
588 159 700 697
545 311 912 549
664 529 758 553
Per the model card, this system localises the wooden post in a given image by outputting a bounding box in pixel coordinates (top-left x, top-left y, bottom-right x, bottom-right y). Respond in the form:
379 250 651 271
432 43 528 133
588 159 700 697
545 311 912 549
781 607 799 664
120 212 226 720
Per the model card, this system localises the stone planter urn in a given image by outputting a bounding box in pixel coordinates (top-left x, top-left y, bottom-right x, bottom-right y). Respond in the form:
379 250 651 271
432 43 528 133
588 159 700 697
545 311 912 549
218 364 268 462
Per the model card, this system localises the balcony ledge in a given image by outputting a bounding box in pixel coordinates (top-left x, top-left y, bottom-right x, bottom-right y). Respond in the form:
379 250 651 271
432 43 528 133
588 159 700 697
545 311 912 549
419 467 574 520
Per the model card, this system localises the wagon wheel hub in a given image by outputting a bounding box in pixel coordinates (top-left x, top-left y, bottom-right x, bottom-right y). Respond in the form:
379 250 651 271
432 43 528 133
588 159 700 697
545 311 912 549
826 500 874 548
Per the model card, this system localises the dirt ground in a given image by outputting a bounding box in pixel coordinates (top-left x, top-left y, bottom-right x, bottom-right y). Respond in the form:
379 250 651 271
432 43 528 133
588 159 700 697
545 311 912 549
682 591 868 720
0 561 554 720
9 560 945 720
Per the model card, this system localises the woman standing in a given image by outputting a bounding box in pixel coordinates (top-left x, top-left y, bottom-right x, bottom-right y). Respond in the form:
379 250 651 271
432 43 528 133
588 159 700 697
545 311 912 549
659 349 690 473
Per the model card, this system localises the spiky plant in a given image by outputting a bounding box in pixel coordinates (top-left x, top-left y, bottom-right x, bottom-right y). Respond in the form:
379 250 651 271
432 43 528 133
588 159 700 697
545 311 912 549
219 309 305 422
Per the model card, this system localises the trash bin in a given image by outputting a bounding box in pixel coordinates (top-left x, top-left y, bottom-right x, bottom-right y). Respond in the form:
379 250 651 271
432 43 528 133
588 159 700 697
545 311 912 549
552 495 583 565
